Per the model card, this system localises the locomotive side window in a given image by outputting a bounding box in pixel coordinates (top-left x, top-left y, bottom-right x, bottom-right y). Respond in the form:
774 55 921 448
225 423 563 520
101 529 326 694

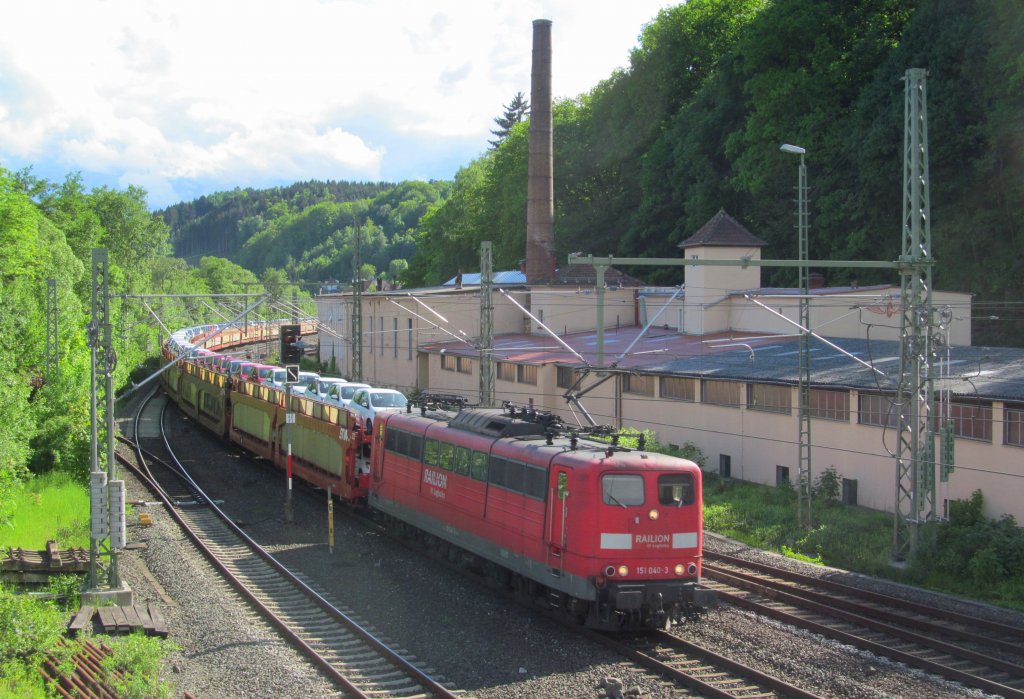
453 446 470 476
404 432 423 461
487 457 545 500
658 473 695 506
488 456 507 486
438 441 455 471
602 474 644 506
424 438 440 467
385 430 422 460
469 450 488 481
524 465 548 500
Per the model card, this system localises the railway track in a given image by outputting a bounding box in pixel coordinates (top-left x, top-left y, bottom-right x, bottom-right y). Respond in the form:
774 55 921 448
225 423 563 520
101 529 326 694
118 390 464 699
588 627 826 699
703 550 1024 698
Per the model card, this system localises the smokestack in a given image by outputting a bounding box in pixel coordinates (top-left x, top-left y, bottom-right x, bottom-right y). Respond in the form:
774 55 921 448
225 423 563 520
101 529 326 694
526 19 555 285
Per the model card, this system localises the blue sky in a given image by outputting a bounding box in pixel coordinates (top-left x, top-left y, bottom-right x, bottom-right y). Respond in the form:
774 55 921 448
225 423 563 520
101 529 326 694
1 1 673 209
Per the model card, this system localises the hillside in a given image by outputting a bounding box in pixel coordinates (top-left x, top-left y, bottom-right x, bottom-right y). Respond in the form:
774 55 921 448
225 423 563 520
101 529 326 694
160 179 450 286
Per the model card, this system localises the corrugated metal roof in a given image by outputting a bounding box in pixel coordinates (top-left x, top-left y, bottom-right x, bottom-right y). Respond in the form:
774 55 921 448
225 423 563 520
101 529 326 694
425 330 1024 403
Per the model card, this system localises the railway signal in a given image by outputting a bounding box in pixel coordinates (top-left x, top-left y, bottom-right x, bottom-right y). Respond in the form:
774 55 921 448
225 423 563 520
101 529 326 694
279 324 303 363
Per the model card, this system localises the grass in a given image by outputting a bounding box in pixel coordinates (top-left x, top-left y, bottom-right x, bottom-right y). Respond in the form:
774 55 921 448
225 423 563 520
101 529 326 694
4 472 90 550
703 474 895 574
702 473 1024 610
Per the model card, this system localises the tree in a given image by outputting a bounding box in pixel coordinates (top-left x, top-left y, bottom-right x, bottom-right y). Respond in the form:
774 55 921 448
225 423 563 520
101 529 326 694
488 92 529 149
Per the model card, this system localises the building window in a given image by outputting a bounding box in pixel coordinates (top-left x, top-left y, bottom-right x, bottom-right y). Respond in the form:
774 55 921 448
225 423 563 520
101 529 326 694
747 383 792 414
557 366 582 388
660 376 695 402
623 373 654 396
393 317 398 358
497 362 516 382
407 318 413 360
702 380 740 408
858 392 899 427
517 364 538 385
441 354 456 371
719 454 731 479
369 316 374 354
776 465 790 486
842 478 858 506
1006 403 1024 447
809 388 850 421
457 356 472 374
946 399 993 442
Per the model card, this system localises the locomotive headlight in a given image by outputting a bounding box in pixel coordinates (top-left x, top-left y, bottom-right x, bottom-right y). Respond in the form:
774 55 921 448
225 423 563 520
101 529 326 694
674 563 685 576
648 508 659 520
617 565 629 577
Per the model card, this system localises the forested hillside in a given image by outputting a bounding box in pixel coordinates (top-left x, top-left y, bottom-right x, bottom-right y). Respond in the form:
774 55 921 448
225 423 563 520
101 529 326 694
407 0 1023 347
162 179 450 287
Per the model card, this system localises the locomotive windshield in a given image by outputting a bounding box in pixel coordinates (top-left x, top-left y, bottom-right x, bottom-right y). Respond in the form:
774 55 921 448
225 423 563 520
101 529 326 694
602 474 644 507
658 473 695 506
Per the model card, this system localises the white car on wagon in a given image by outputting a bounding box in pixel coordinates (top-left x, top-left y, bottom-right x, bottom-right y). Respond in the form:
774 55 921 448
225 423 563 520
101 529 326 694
348 388 408 432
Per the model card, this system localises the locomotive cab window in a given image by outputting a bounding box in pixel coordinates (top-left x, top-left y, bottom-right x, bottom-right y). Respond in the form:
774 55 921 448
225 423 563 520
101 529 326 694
602 474 644 507
658 473 695 506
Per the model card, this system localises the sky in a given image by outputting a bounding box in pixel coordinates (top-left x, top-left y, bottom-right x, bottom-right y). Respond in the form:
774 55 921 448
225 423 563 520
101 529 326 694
0 1 673 209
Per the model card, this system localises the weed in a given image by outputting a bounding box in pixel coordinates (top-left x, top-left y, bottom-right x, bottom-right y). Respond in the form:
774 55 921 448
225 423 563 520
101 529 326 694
101 631 180 699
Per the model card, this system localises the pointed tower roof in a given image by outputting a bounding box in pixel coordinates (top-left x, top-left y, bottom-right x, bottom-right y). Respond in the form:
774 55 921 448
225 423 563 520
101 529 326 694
677 209 767 249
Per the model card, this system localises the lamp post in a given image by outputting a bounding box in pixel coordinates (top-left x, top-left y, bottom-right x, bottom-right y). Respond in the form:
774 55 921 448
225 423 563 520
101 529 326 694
781 143 812 528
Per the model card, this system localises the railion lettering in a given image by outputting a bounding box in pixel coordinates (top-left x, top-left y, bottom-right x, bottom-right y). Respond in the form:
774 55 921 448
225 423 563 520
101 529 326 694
635 534 670 544
424 468 448 490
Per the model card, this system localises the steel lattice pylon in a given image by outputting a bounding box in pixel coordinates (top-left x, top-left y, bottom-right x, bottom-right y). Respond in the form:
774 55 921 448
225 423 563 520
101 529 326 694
87 248 121 589
479 242 495 407
795 155 812 529
893 68 937 561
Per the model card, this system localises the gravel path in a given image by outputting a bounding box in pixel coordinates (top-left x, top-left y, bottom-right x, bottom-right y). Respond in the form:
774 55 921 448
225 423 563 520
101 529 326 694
114 399 1010 698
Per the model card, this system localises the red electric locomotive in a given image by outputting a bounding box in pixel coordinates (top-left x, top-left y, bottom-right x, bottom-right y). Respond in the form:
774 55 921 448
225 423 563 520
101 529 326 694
367 404 714 630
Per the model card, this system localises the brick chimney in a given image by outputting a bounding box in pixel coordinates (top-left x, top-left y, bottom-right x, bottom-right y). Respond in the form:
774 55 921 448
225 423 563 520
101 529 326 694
526 19 555 284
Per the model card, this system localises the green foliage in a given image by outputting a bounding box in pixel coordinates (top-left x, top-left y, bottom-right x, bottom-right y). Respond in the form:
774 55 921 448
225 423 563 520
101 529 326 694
0 585 64 666
780 545 823 565
489 91 530 148
46 575 81 609
813 467 841 503
101 632 180 699
702 475 895 573
909 490 1024 607
164 179 448 289
590 427 709 470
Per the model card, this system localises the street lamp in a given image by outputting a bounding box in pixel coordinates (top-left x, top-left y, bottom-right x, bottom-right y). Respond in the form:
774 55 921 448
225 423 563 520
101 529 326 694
781 142 811 528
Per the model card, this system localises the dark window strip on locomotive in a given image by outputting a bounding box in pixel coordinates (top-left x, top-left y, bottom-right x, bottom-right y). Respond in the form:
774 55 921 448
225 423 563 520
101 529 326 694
385 429 547 501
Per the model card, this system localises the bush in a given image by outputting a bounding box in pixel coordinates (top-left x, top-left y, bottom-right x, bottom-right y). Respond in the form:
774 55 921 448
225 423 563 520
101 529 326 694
0 585 64 665
813 467 841 503
102 632 180 699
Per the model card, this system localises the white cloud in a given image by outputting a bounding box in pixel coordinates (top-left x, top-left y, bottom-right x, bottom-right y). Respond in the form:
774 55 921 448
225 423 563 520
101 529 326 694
0 0 672 206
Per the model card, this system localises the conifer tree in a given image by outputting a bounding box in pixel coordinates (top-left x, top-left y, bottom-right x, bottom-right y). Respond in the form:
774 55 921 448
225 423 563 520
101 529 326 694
488 92 529 148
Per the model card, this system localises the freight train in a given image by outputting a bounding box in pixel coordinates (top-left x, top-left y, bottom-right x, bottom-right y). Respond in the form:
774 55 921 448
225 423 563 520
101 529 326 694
160 323 713 630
